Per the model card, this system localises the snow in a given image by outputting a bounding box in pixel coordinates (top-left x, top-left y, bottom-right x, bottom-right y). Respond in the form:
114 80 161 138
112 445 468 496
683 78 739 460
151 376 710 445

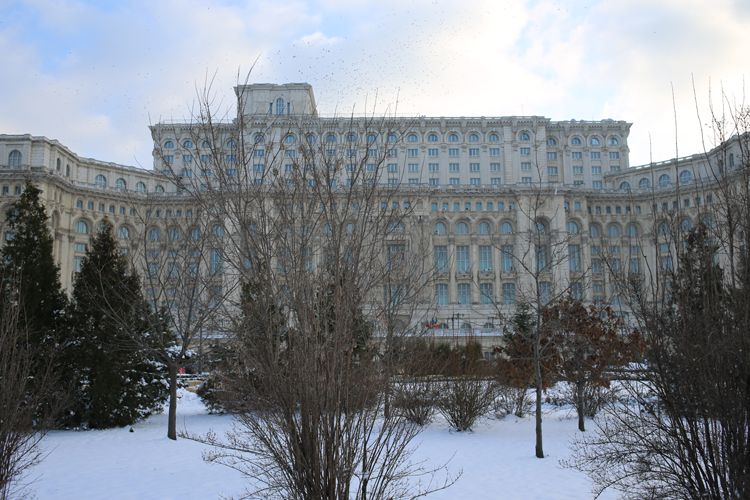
32 389 617 500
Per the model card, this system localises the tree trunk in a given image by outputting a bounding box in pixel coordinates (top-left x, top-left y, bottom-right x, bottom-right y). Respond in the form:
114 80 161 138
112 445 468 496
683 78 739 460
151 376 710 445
577 380 585 432
534 330 544 458
168 361 178 440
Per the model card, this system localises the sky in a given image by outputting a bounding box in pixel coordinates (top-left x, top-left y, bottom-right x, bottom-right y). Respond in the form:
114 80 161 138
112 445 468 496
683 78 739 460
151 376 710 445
1 0 748 170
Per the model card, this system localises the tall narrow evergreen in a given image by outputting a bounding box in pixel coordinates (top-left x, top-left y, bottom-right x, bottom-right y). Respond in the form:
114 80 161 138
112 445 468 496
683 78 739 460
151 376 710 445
64 220 169 429
1 179 67 342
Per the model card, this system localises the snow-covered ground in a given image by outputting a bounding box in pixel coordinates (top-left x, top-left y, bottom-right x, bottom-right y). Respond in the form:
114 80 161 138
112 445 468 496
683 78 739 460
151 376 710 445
32 389 617 499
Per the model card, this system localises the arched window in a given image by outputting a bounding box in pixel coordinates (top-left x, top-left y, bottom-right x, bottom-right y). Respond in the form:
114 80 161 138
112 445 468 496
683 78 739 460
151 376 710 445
169 229 181 241
658 222 670 234
118 226 130 239
434 222 446 235
322 224 332 235
202 140 211 147
191 228 200 240
346 223 356 234
213 225 224 237
620 181 631 191
478 222 490 234
460 323 471 330
275 98 284 115
408 134 418 142
115 178 126 190
346 134 357 142
533 221 546 234
659 174 671 187
164 141 174 149
388 134 397 142
571 138 581 145
94 175 107 187
285 135 296 144
388 222 404 233
627 224 638 237
97 223 108 234
607 225 620 237
639 178 651 189
681 219 692 232
428 134 438 142
566 221 579 234
228 140 238 147
500 222 513 234
306 134 317 143
75 221 88 234
489 133 499 142
135 182 146 193
518 132 530 141
449 133 459 142
590 137 600 146
546 138 557 146
608 137 619 145
703 216 715 228
469 133 479 142
148 228 160 241
589 225 600 237
183 140 193 148
367 134 377 143
679 170 692 184
154 185 164 193
456 222 469 234
326 134 337 143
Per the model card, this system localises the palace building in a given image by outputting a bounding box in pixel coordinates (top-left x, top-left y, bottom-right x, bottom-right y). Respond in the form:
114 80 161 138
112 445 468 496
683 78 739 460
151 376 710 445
0 83 742 347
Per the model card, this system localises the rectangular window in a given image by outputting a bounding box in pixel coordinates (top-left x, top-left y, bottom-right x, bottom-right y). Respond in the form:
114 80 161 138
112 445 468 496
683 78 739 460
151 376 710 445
429 178 439 185
490 163 501 171
164 155 174 164
457 283 471 305
611 258 622 273
592 181 603 189
573 166 583 174
210 249 223 274
428 148 438 157
575 202 581 210
520 147 531 155
88 201 94 210
74 243 87 252
408 163 418 172
388 149 397 157
74 256 84 273
254 164 264 172
522 177 532 183
388 179 397 184
569 245 581 271
469 148 479 156
109 205 115 213
610 152 620 159
490 148 500 156
491 178 502 185
591 152 601 159
536 245 548 271
476 203 482 211
387 245 405 270
367 164 377 172
456 246 470 272
503 283 516 305
629 257 641 274
408 149 418 157
409 178 419 184
572 152 582 160
449 163 460 172
547 152 557 160
574 180 584 186
449 148 459 156
501 245 514 271
368 149 377 157
571 282 582 300
480 283 493 304
548 166 558 174
98 203 105 211
479 246 492 271
428 163 439 172
450 178 460 185
521 162 531 170
285 150 296 158
539 282 551 304
592 258 601 274
434 246 448 273
470 178 480 185
592 166 601 174
470 163 480 172
435 284 448 306
120 206 125 214
254 150 265 157
388 163 398 172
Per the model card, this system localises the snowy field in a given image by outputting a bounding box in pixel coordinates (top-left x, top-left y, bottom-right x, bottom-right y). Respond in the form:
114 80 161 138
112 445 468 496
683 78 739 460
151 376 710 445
31 389 617 500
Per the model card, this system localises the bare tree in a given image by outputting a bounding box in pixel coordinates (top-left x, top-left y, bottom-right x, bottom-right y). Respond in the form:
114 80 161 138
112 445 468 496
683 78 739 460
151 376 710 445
149 77 454 498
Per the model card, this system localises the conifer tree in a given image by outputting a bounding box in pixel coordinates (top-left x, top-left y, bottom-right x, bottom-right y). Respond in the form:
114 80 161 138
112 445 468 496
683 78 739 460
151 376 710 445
64 220 170 429
0 179 66 343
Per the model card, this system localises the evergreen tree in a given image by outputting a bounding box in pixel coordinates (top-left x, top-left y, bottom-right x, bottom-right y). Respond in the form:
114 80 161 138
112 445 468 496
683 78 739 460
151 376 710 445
63 220 170 429
0 179 66 343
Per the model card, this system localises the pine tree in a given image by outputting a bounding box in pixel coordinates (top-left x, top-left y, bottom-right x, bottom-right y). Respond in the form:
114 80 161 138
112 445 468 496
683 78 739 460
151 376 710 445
64 219 170 429
0 179 66 343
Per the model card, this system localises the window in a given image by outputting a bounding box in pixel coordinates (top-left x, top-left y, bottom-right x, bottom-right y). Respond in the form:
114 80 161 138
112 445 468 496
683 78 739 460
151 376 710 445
408 134 418 142
407 163 418 172
520 148 531 155
503 283 516 304
470 178 480 185
658 222 670 234
408 149 418 157
429 179 439 185
456 222 468 234
75 221 88 234
592 181 602 189
434 246 448 272
571 137 582 145
521 162 531 170
659 174 671 186
434 222 446 235
387 163 398 173
449 148 459 156
457 283 471 305
87 201 94 210
679 170 692 184
607 225 620 237
480 283 493 304
610 152 620 159
135 182 146 193
547 152 557 160
98 203 105 212
590 138 600 146
591 152 601 160
469 148 479 156
108 205 115 213
501 246 514 271
522 177 532 183
449 163 459 172
491 178 502 185
498 222 512 235
468 133 479 142
566 221 579 234
589 225 600 237
479 246 492 271
536 245 548 271
548 166 558 175
572 152 582 160
629 257 641 274
620 181 631 191
94 175 107 187
154 185 165 193
470 163 480 172
449 133 459 142
592 166 601 174
546 137 557 146
519 132 530 141
478 222 490 234
435 284 448 305
210 248 223 274
456 246 470 272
